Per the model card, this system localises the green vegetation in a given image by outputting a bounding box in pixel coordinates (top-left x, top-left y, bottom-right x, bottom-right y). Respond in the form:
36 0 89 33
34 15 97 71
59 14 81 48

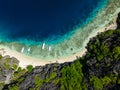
100 30 114 38
34 70 57 89
56 27 120 90
2 58 11 69
8 67 28 90
3 63 10 69
35 75 43 90
46 72 57 82
17 76 24 83
117 79 120 84
0 82 4 90
9 85 19 90
17 67 22 72
0 55 2 59
98 43 109 61
109 74 118 84
13 68 26 80
102 76 111 85
59 60 84 90
26 65 33 72
29 87 35 90
88 40 110 61
5 65 33 90
90 76 111 90
53 63 57 71
113 46 120 59
12 64 18 70
54 78 60 85
90 76 103 90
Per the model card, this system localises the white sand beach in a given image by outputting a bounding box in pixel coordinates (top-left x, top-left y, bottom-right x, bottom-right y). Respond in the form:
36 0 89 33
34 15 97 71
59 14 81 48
0 15 117 68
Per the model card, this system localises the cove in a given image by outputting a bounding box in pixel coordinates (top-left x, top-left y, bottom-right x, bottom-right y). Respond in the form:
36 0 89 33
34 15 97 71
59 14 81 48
0 0 107 44
0 0 115 60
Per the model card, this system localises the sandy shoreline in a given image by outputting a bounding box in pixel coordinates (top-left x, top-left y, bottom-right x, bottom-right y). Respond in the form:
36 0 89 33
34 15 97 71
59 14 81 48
0 15 118 68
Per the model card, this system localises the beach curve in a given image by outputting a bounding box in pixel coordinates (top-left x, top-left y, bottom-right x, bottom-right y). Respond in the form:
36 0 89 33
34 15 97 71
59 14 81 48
0 14 118 68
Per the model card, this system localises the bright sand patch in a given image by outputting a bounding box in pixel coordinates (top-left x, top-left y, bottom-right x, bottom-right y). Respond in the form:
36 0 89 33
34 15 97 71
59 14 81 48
0 15 118 68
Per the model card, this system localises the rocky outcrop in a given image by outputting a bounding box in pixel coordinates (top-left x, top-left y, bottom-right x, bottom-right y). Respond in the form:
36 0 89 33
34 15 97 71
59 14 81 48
0 55 19 89
19 62 71 90
117 12 120 29
83 13 120 89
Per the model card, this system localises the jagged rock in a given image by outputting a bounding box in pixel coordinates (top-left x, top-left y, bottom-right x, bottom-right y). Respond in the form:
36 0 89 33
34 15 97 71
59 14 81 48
0 55 20 90
117 12 120 29
2 55 10 60
0 75 6 82
10 57 19 64
113 62 120 74
20 74 35 90
40 82 60 90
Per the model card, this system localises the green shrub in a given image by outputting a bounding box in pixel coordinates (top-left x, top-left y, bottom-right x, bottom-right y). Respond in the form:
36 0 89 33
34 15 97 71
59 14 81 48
34 75 43 90
54 78 60 85
3 63 10 69
17 67 22 72
104 30 114 37
17 77 24 83
102 76 111 85
90 76 103 90
59 61 83 90
0 55 2 59
12 64 18 70
113 46 120 59
117 79 120 84
45 72 57 82
27 65 33 72
9 85 19 90
0 82 4 90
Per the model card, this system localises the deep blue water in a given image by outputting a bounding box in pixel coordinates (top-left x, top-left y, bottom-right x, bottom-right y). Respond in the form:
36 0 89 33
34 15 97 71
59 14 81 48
0 0 108 44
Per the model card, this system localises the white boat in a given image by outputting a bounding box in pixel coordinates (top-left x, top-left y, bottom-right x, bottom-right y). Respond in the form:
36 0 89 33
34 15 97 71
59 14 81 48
28 47 31 52
21 47 24 53
48 46 51 51
42 43 45 49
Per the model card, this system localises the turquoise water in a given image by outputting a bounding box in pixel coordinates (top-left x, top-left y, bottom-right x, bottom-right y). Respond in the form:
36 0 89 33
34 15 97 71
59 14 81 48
0 0 108 45
0 0 120 60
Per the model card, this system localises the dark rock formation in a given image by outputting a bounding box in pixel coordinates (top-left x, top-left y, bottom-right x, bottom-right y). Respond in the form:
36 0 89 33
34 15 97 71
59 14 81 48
18 62 72 90
117 12 120 29
0 55 19 89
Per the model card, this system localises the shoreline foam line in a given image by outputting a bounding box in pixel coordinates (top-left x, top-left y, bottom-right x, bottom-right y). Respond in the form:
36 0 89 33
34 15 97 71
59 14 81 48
0 14 118 68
